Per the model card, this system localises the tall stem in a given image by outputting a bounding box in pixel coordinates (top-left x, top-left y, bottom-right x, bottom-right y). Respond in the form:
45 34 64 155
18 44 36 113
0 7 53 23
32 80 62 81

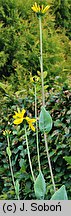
35 85 41 172
39 16 56 192
25 127 35 182
39 16 45 107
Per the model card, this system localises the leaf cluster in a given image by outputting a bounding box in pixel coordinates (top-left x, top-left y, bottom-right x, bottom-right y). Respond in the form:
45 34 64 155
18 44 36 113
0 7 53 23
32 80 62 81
0 85 71 199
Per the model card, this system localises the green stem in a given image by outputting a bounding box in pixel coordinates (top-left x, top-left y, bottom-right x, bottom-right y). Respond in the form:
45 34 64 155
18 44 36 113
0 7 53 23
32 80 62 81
44 133 56 192
35 85 41 172
39 16 56 192
7 136 19 199
25 127 35 182
39 16 45 107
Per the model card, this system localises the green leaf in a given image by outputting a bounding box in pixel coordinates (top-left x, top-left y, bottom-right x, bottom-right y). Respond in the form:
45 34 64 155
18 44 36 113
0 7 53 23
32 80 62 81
34 171 46 199
39 106 52 133
6 147 12 158
15 180 19 198
54 119 62 127
51 185 68 200
0 82 6 92
63 156 71 165
19 158 25 167
43 71 48 79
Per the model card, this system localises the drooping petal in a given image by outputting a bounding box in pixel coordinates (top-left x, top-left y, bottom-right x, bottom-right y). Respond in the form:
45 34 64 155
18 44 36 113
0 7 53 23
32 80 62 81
29 123 35 132
26 117 36 131
13 117 23 125
26 117 36 123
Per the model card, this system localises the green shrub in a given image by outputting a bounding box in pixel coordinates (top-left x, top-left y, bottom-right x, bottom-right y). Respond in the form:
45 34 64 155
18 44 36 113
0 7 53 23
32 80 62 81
0 0 71 89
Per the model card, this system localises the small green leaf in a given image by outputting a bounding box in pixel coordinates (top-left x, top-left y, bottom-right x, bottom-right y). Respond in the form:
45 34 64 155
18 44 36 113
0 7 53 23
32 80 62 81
34 171 46 199
6 147 12 158
63 156 71 165
0 82 6 92
51 185 68 200
19 158 25 167
54 119 62 127
43 71 48 79
39 106 52 133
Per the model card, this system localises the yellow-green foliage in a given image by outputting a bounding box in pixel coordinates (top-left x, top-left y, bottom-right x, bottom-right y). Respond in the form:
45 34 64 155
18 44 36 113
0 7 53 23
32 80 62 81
0 0 71 97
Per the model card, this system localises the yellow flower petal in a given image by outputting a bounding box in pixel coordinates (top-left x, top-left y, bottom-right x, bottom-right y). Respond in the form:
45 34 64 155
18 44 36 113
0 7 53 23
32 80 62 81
26 117 36 131
31 6 37 13
26 117 36 123
22 109 26 116
13 109 26 122
41 5 44 11
35 2 38 10
30 119 36 123
29 124 35 132
3 131 6 135
13 118 23 125
42 5 50 14
32 2 40 13
38 5 40 12
3 130 11 136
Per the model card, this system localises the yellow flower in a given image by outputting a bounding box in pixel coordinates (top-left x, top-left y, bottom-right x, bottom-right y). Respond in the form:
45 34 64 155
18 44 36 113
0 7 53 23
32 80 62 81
3 130 11 136
26 116 36 132
13 108 26 125
31 2 40 13
31 2 50 16
30 75 39 83
13 108 36 131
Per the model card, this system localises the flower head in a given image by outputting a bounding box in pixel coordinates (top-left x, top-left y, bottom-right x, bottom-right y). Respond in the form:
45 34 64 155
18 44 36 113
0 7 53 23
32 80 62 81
13 108 36 131
31 2 50 16
26 116 36 132
30 75 40 84
3 130 11 136
13 108 26 125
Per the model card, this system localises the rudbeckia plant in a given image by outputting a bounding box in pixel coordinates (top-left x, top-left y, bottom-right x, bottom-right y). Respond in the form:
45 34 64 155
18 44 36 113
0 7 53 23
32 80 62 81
31 2 68 200
3 2 68 200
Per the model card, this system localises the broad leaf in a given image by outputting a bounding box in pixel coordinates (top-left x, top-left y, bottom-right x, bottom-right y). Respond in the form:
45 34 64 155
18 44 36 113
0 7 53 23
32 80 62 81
34 171 46 199
39 106 52 133
51 185 68 200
